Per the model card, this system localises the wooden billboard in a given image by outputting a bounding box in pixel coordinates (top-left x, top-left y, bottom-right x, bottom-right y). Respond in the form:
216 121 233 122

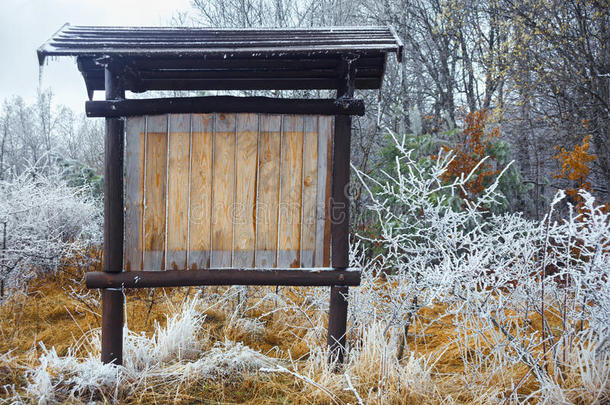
38 24 402 367
123 113 333 271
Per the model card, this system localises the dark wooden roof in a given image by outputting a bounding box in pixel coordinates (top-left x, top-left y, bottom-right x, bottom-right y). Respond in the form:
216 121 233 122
38 24 403 94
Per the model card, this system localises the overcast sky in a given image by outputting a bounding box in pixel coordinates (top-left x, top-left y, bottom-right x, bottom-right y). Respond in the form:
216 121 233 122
1 0 192 114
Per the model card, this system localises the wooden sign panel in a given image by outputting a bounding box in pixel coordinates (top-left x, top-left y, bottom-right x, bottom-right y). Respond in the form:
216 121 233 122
124 113 334 271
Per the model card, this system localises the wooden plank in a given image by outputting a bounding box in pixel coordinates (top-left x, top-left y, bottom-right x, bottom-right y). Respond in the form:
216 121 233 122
211 113 236 267
143 115 168 270
300 116 318 267
254 115 281 268
316 116 333 267
188 114 213 269
166 114 190 270
124 116 146 271
233 114 259 267
278 115 304 267
104 55 384 69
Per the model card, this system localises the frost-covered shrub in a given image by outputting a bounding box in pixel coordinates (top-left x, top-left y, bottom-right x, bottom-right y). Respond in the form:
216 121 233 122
350 130 610 399
0 163 101 293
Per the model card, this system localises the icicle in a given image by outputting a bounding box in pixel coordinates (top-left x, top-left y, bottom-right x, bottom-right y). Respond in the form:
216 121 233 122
38 61 45 91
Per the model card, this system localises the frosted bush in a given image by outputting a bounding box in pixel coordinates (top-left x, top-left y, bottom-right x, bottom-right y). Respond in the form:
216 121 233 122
0 162 101 293
349 130 610 400
15 129 610 403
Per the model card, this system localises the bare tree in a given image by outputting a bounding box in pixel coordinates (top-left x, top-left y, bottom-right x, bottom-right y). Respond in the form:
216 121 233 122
500 0 610 201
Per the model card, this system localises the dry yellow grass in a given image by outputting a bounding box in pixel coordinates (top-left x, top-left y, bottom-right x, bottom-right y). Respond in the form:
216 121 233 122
0 263 607 404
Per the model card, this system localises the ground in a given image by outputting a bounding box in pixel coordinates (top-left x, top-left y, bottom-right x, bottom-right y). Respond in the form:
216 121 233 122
0 264 607 404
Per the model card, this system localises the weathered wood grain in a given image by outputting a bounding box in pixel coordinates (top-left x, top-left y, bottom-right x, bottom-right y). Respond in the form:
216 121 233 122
233 114 259 267
143 115 168 270
316 116 333 267
300 115 318 267
254 115 282 268
166 114 190 270
278 115 304 267
188 113 213 269
124 116 146 271
124 113 333 270
211 113 236 267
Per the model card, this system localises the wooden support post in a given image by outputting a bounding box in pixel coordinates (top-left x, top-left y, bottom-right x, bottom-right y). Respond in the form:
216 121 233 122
101 66 125 365
327 55 357 365
328 285 349 363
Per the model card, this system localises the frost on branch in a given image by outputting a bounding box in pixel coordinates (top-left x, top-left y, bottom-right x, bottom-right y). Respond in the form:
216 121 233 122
0 162 101 295
351 130 610 397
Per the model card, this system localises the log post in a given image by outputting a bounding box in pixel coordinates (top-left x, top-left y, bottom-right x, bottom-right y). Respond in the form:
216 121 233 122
327 54 357 365
101 65 125 365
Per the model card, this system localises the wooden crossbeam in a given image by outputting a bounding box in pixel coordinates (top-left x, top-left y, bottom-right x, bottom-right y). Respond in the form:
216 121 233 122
86 96 365 118
86 268 361 289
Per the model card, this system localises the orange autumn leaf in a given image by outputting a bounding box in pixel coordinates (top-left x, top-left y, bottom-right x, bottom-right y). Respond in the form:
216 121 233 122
438 109 499 200
553 135 596 200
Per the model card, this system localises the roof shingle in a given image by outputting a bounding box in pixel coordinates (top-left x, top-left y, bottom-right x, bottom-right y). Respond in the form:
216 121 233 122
38 24 402 92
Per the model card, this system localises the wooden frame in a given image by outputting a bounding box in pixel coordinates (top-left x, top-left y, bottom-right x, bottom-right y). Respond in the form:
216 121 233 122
37 23 405 368
38 23 402 372
95 57 360 367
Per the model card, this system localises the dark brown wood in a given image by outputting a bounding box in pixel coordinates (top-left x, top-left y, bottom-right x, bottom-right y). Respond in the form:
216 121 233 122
331 56 357 269
101 67 124 365
86 96 365 118
102 289 123 365
327 286 349 364
130 67 381 80
79 77 381 92
78 54 385 70
327 55 358 366
39 25 401 93
86 268 361 289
